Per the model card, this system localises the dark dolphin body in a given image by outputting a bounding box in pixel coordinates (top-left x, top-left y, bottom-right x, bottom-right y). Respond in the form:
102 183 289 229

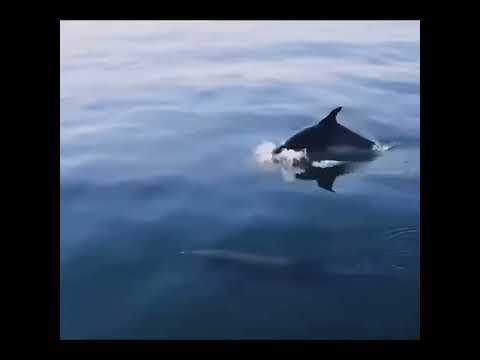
273 107 377 162
272 107 383 191
181 249 397 287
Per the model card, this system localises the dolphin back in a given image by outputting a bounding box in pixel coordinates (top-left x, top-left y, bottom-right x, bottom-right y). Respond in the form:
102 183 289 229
273 107 376 156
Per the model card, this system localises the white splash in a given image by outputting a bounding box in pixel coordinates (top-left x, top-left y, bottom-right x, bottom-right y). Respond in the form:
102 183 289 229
372 142 395 152
312 160 344 168
254 141 308 182
276 148 308 166
280 166 305 182
254 141 277 165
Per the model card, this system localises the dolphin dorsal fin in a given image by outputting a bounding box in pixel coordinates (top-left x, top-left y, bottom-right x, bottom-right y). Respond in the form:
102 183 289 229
319 106 342 125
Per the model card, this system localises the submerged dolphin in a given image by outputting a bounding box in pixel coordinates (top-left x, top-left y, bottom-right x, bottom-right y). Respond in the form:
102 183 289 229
273 107 377 162
183 249 292 267
181 249 395 282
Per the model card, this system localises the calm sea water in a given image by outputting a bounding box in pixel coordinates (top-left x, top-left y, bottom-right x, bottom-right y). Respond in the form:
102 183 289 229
60 21 420 339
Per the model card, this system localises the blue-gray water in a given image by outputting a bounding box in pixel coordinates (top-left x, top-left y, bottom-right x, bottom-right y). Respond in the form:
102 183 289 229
60 21 420 339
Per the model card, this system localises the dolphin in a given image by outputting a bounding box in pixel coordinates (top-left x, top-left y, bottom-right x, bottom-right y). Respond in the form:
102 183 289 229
180 249 396 283
273 107 378 162
178 249 417 339
182 249 292 268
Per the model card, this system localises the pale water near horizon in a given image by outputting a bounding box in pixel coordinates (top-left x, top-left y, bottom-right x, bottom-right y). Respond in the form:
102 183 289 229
60 21 420 339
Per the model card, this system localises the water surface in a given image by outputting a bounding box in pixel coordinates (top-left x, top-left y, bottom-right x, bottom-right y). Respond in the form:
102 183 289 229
60 21 420 339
